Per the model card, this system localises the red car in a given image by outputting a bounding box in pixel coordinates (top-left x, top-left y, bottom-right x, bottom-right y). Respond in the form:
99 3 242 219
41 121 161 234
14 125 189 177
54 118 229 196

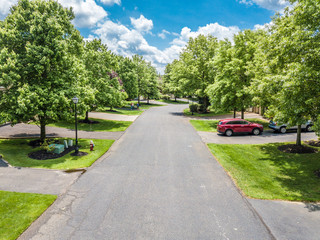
217 118 263 136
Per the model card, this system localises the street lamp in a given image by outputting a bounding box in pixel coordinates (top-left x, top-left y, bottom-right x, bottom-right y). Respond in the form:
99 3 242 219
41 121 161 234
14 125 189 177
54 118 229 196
72 96 79 155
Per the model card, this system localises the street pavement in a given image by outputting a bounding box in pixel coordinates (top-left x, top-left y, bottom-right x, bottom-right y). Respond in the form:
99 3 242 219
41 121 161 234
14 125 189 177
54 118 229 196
13 104 320 240
20 104 275 240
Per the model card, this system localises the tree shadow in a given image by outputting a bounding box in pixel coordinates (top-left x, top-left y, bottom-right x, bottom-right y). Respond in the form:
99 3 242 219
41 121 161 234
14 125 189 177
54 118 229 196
258 143 320 202
304 202 320 212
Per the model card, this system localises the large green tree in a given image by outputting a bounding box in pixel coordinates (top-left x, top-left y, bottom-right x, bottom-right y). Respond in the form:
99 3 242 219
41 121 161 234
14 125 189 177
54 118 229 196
260 2 320 145
179 35 218 112
0 0 89 141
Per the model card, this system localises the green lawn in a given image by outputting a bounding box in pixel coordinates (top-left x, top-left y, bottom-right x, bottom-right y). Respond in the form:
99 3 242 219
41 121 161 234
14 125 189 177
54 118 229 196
0 138 114 170
0 190 56 240
190 119 219 132
183 108 231 117
46 118 131 132
98 102 164 115
208 143 320 201
157 99 188 104
190 118 270 132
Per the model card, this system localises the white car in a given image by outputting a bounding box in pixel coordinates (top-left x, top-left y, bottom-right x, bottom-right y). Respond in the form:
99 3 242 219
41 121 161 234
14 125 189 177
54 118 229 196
269 120 313 133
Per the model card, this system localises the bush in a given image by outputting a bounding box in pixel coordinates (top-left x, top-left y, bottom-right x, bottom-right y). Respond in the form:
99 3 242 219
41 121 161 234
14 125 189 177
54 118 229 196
197 104 207 113
189 103 198 113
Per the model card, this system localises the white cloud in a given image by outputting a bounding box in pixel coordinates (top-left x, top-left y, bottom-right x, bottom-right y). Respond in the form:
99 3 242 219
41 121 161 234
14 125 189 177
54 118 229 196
93 20 242 74
99 0 121 6
254 21 274 30
238 0 290 11
158 30 171 39
130 15 153 33
0 0 17 19
59 0 107 28
171 23 240 48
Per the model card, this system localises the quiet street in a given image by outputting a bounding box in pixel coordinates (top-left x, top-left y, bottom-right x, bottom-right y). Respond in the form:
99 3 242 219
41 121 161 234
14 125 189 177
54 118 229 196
21 104 274 239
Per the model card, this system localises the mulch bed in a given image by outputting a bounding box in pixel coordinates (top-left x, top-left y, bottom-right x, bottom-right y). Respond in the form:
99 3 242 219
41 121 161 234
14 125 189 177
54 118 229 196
305 140 320 147
278 144 318 154
28 145 87 160
28 139 60 148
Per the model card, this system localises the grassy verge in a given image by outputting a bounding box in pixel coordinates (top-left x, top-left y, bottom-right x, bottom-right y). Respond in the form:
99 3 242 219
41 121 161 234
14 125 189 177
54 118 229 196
190 118 270 132
0 138 114 170
0 191 56 240
46 118 131 132
157 99 188 104
190 119 219 132
208 143 320 201
183 108 231 117
99 102 164 115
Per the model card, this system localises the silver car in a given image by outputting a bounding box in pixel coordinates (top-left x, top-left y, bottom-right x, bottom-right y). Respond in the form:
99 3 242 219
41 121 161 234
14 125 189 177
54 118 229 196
269 120 313 133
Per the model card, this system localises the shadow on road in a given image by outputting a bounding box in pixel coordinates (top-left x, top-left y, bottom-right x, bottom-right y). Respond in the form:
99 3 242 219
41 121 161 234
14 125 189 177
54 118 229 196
304 203 320 212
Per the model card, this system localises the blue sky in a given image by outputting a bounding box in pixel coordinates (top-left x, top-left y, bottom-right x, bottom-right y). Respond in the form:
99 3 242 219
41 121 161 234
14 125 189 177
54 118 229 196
1 0 290 73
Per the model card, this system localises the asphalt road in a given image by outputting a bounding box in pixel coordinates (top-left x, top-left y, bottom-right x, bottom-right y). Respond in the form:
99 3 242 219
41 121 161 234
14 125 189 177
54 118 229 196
21 104 274 240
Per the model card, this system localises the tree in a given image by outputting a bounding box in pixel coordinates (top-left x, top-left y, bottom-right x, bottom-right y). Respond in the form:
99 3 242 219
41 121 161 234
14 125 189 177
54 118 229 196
256 2 320 145
118 56 138 100
0 0 89 141
83 39 125 118
163 61 183 101
141 62 160 104
178 35 218 112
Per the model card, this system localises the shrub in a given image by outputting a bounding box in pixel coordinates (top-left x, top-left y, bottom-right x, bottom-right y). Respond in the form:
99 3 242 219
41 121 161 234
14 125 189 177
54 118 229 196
197 104 207 113
189 103 198 113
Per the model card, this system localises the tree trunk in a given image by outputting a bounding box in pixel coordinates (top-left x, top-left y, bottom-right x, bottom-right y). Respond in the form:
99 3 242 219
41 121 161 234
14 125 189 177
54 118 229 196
296 125 302 146
233 108 236 118
39 117 46 142
175 96 177 102
84 111 89 122
147 96 150 104
241 109 245 119
261 106 265 116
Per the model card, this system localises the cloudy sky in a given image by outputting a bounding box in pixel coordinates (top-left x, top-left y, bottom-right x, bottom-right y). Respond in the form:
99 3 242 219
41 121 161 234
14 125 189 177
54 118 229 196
0 0 290 73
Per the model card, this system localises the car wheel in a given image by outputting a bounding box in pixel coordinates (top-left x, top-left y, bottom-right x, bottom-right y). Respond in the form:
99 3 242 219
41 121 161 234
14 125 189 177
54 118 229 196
280 127 286 134
306 125 312 132
225 129 233 136
252 128 261 135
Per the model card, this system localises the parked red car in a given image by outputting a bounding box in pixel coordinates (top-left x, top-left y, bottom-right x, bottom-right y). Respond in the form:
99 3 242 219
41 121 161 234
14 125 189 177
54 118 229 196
217 118 263 136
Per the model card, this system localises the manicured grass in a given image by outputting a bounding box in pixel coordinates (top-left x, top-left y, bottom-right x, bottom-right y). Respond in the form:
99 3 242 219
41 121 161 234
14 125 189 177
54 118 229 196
208 143 320 201
157 99 188 104
0 190 56 240
190 119 219 132
190 118 270 132
0 138 114 170
183 108 231 117
47 118 131 132
99 102 164 115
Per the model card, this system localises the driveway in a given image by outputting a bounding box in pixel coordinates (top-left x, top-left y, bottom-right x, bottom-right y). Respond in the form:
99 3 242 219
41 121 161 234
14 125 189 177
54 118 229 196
199 130 318 144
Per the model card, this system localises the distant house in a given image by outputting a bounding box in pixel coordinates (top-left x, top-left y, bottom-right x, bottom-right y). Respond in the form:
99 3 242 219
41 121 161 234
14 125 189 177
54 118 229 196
0 86 4 91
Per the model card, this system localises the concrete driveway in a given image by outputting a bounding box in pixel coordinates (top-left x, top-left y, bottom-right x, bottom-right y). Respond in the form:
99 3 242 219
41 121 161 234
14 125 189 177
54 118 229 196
199 130 318 144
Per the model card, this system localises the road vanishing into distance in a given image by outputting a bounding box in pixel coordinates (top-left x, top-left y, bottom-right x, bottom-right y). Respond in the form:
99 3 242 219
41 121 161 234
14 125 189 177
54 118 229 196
21 104 276 239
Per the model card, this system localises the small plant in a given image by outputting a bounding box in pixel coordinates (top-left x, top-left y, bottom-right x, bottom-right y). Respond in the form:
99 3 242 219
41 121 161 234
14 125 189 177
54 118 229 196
197 104 207 113
40 140 55 152
189 103 198 115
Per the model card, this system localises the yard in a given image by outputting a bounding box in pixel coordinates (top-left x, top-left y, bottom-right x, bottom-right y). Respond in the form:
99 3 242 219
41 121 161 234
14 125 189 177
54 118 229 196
208 142 320 201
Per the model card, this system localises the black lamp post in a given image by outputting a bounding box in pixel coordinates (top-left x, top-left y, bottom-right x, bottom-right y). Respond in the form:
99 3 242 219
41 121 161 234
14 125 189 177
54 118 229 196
72 96 79 155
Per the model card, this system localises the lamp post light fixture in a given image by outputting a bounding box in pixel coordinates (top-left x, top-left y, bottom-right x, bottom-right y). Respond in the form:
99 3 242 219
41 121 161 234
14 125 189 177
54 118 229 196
72 96 79 155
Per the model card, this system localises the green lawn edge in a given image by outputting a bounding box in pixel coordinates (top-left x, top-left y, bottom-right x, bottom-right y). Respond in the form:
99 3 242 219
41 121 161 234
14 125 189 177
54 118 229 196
183 108 231 117
207 143 320 202
0 191 56 240
0 138 114 170
157 99 188 104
